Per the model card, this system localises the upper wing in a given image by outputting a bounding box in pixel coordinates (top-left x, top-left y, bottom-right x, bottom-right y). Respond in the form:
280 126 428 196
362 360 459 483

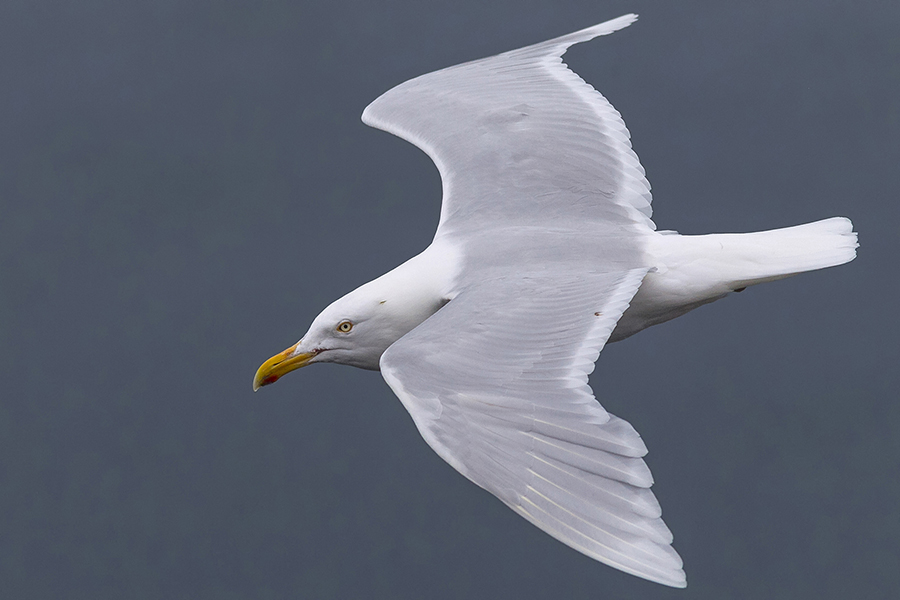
362 14 655 238
379 269 686 588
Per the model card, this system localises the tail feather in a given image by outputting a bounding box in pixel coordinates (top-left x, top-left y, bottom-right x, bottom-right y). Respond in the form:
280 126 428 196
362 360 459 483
612 217 858 342
709 217 858 288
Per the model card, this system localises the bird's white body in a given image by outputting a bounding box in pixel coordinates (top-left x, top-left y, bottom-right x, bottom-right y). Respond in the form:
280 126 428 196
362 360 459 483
307 215 857 366
255 14 857 588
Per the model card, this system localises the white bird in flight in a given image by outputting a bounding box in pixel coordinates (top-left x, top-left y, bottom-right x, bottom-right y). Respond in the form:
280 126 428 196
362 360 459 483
253 14 857 587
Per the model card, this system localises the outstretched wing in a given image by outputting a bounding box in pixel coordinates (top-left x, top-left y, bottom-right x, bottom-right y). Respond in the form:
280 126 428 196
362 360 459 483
380 269 686 588
362 14 655 238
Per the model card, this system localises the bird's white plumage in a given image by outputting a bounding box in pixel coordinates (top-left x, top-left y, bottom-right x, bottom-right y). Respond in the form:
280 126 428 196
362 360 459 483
270 13 857 590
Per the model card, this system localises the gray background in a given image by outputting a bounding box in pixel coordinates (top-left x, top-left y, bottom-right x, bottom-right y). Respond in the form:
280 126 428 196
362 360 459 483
2 1 898 598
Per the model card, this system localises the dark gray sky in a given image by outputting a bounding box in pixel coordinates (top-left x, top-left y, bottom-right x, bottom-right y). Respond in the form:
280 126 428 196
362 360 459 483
2 1 898 598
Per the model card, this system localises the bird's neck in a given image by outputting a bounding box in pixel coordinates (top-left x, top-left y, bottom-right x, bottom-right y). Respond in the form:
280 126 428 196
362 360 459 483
373 237 460 327
349 238 461 366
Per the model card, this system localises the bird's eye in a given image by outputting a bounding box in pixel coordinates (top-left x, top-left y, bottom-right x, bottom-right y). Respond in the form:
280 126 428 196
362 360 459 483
337 321 353 333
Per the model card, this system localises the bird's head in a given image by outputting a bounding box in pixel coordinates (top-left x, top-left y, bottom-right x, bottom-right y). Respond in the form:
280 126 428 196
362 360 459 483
253 271 447 390
253 290 393 390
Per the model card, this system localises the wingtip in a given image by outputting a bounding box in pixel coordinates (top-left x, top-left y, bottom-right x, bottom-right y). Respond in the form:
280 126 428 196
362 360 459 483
619 13 639 26
588 13 639 36
542 13 639 56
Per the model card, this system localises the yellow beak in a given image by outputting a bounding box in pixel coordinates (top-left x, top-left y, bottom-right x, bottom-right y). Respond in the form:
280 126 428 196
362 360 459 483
253 342 316 391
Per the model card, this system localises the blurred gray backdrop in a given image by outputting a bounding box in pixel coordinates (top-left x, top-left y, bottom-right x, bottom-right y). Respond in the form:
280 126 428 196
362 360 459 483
1 1 898 598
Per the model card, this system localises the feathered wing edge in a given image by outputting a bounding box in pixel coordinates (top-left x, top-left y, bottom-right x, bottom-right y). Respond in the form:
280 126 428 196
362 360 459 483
506 13 638 60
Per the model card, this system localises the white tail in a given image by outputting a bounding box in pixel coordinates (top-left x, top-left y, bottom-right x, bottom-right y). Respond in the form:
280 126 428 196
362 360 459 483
612 217 858 341
683 216 858 289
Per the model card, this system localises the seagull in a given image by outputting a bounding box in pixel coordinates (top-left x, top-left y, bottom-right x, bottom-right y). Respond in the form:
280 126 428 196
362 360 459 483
253 14 857 587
